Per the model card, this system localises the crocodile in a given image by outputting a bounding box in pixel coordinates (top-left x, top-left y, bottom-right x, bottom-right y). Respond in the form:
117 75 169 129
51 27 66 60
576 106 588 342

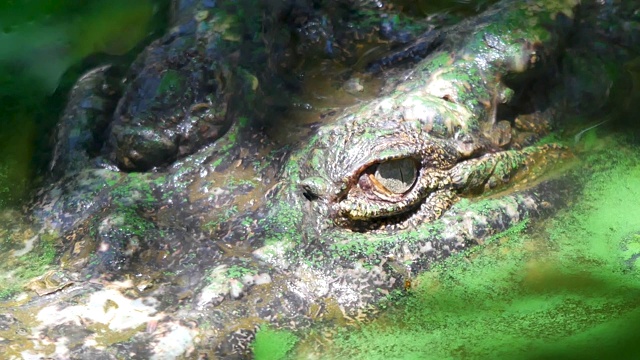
1 0 638 358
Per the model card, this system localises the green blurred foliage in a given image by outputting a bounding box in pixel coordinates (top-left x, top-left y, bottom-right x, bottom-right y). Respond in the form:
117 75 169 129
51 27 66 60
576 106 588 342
0 0 167 209
0 112 34 209
0 0 153 95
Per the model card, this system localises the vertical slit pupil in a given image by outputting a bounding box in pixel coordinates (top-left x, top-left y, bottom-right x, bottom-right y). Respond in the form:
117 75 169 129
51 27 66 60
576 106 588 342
374 158 417 194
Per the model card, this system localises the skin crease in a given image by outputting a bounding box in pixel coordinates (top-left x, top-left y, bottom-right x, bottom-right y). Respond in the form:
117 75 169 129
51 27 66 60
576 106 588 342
7 0 638 358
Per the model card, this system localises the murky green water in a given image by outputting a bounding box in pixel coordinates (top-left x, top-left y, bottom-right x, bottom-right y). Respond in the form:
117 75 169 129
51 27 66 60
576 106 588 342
1 1 640 359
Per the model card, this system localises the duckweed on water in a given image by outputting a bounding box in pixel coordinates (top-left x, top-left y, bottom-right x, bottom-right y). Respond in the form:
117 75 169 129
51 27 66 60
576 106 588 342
280 132 640 359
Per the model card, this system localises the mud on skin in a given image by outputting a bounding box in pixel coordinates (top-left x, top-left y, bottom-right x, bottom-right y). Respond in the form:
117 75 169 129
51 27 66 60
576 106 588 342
1 0 638 358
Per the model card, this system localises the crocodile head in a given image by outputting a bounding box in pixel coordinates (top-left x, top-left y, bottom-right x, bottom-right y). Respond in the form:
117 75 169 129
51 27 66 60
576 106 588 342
252 0 580 311
294 93 471 231
256 91 570 312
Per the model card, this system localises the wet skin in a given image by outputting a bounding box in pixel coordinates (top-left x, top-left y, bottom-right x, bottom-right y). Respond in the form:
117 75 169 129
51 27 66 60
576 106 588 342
3 0 638 358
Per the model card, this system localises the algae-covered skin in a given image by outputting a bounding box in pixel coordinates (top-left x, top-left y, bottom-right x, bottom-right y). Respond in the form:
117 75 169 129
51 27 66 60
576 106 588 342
256 0 578 314
2 0 638 358
289 135 640 359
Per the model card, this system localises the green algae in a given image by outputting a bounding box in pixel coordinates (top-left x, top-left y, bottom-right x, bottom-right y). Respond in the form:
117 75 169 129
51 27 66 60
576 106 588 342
116 207 156 238
227 264 257 279
203 205 238 232
157 69 184 97
263 201 305 247
288 133 640 359
0 230 58 300
253 326 299 360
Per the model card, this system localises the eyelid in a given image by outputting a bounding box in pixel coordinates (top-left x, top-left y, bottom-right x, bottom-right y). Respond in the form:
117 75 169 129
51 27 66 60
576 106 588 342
336 167 450 220
336 151 423 201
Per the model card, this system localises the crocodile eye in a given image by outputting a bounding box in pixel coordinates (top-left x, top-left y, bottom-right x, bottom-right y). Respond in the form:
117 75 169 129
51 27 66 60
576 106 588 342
372 158 418 194
337 154 452 226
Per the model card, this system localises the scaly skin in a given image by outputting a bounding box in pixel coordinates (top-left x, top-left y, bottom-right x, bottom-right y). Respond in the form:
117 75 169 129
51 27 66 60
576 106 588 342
253 0 578 322
287 0 577 230
101 0 438 171
2 0 638 358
